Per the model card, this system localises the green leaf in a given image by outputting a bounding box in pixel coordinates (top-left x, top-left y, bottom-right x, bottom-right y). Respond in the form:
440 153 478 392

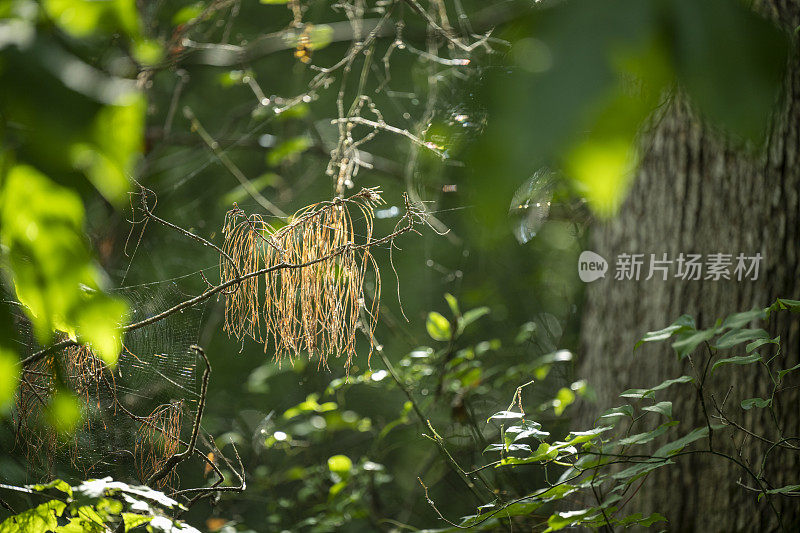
487 411 524 422
122 513 153 532
502 442 559 465
713 328 769 350
745 336 779 353
0 499 67 533
619 375 693 399
617 421 677 446
444 293 460 317
654 426 710 457
566 426 613 445
710 354 762 375
327 455 353 475
764 484 800 496
171 3 204 25
672 327 717 359
45 390 83 435
426 312 451 341
778 362 800 382
267 136 311 166
721 309 766 330
1 165 127 365
642 401 672 419
484 443 531 454
0 347 19 416
633 315 695 350
599 405 634 421
43 0 141 38
545 509 600 532
611 459 672 482
260 0 289 4
741 397 771 410
30 479 73 498
635 314 695 349
506 420 550 442
553 387 575 416
461 307 490 330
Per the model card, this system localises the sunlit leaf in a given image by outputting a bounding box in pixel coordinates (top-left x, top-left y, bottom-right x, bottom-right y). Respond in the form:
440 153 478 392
327 455 353 475
45 389 82 435
1 165 127 364
426 311 451 341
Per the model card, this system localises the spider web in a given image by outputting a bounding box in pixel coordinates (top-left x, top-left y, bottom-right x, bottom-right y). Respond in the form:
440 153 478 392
10 280 204 485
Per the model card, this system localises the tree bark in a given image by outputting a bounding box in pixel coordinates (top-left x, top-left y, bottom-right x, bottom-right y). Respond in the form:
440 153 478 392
579 3 800 531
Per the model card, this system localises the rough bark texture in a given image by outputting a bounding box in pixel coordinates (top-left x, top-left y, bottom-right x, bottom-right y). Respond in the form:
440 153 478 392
579 2 800 531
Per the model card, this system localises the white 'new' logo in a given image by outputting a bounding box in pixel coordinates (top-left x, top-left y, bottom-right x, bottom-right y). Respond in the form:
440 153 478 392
578 251 608 282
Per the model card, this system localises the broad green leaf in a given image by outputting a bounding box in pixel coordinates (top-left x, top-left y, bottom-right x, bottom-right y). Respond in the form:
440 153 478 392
635 315 695 349
617 421 677 446
746 336 779 353
487 411 524 422
654 426 709 457
0 302 20 416
721 309 766 330
30 480 73 498
267 136 311 166
506 420 550 442
764 484 800 496
171 3 204 25
502 442 559 465
778 362 800 382
43 0 141 38
45 390 82 435
327 455 353 475
0 348 19 416
710 354 762 375
545 509 600 532
123 513 152 532
426 312 451 341
713 328 769 350
444 293 460 317
461 307 489 330
672 327 717 359
611 459 672 482
641 401 672 419
741 397 771 410
566 426 613 445
131 38 164 66
484 443 531 454
620 375 693 399
1 165 127 365
0 500 67 532
599 405 634 421
553 387 575 416
70 93 143 206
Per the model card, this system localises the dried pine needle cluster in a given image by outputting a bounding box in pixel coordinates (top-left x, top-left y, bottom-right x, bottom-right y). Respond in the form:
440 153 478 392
221 187 386 369
135 401 183 488
13 342 184 487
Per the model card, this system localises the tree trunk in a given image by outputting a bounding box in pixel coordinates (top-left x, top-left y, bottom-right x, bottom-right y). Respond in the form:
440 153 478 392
579 3 800 531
